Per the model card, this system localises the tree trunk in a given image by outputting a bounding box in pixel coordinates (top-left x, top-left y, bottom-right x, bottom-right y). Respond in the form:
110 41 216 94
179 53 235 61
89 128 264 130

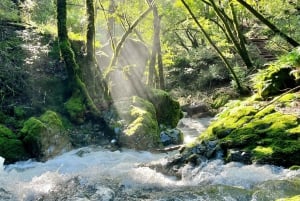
208 0 253 69
181 0 244 93
107 0 116 43
148 4 159 87
86 0 95 61
56 0 100 116
236 0 299 47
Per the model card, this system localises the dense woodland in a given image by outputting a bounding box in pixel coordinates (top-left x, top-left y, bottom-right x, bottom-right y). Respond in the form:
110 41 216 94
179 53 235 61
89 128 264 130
0 0 300 177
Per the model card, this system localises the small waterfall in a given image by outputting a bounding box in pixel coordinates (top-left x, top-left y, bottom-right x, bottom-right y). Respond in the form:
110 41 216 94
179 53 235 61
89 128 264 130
1 118 300 201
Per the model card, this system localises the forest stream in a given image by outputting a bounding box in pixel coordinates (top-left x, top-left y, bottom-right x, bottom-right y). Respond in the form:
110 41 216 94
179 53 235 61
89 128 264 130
1 117 300 201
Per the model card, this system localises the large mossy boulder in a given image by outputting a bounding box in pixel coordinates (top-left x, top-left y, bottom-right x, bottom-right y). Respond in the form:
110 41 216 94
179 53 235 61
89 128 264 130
197 92 300 167
146 89 182 128
20 110 71 161
0 124 29 164
115 96 161 150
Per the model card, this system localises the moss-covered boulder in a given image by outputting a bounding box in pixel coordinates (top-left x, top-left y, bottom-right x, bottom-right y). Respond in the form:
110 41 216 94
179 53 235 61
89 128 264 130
252 48 300 99
114 96 161 150
21 110 71 161
146 89 182 128
196 92 300 167
0 124 29 164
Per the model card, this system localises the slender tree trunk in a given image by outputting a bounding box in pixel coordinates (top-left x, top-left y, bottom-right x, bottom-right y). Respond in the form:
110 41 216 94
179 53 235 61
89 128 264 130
208 0 253 69
180 0 243 92
230 3 253 69
86 0 95 61
57 0 100 116
148 4 159 87
236 0 299 47
107 0 115 43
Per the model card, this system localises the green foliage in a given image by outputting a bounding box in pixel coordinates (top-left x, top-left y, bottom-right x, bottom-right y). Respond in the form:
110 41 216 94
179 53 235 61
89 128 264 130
0 0 19 21
167 47 229 90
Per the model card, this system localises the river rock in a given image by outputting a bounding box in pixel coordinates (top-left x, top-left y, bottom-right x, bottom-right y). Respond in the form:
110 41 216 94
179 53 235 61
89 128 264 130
160 128 184 146
115 96 161 150
20 110 72 161
226 149 252 164
181 103 212 118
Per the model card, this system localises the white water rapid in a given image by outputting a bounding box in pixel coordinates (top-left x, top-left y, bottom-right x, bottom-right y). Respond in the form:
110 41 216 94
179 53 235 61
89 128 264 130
1 118 300 201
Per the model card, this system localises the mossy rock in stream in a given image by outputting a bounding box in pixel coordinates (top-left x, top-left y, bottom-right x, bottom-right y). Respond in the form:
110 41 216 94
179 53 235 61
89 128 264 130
115 96 161 150
146 89 182 128
20 110 71 161
196 93 300 167
0 124 29 164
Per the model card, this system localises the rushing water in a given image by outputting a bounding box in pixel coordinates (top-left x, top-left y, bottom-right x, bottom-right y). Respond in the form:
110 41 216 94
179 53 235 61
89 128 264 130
1 118 300 201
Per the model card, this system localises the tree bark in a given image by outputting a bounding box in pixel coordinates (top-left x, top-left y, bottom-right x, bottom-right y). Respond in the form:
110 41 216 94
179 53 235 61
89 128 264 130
57 0 100 116
236 0 299 47
86 0 95 61
208 0 253 69
180 0 243 93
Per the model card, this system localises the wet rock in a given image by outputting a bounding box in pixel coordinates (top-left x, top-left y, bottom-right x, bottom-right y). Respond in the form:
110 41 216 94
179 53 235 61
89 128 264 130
181 103 212 118
116 96 161 150
160 128 184 146
226 149 252 164
20 110 72 162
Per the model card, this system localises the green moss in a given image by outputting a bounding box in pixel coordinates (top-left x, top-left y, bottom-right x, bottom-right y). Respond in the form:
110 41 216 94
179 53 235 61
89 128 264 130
252 146 274 161
0 138 28 164
263 113 298 136
287 125 300 136
278 93 297 103
20 110 65 158
0 124 28 163
195 93 300 167
276 195 300 201
119 96 160 150
212 94 231 109
0 124 15 138
40 110 63 128
148 89 181 128
64 92 86 124
289 165 300 170
21 117 45 137
13 106 26 119
255 105 275 118
21 117 45 157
